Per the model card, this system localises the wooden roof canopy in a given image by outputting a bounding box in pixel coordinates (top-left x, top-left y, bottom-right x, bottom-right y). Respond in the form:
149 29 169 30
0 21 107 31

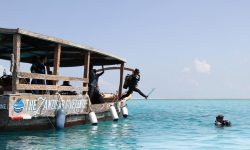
0 28 126 67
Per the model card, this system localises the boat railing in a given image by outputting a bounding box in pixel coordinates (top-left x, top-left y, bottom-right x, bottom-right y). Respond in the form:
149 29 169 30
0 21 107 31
15 72 88 94
96 66 134 72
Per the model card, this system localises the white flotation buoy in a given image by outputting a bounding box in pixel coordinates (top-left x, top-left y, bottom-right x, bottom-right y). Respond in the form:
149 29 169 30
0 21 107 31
89 111 98 125
110 105 119 121
121 106 128 118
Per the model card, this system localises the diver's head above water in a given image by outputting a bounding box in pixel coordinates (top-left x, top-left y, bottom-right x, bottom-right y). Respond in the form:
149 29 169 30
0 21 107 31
215 114 231 127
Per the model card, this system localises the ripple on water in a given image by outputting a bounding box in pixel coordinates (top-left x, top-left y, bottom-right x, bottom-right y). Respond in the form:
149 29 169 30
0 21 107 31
1 100 250 149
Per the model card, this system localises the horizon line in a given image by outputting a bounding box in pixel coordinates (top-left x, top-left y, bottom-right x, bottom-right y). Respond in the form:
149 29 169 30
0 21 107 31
132 98 250 100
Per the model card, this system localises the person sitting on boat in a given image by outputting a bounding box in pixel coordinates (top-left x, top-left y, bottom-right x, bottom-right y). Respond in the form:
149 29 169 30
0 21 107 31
215 114 231 127
88 65 104 104
119 68 148 100
46 71 54 95
46 71 53 85
0 70 12 95
60 81 77 95
30 56 47 94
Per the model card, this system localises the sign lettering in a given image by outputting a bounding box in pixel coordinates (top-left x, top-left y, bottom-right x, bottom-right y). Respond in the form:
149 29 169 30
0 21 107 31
11 96 88 117
0 104 7 110
25 96 87 112
27 99 37 111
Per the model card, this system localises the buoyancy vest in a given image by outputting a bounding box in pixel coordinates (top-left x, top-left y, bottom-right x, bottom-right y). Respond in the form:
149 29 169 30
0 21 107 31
123 74 140 89
123 74 132 89
215 120 231 127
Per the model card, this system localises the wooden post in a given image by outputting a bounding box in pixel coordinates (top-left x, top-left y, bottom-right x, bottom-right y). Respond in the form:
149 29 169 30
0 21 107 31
12 34 21 94
53 44 61 85
118 63 124 98
83 52 90 95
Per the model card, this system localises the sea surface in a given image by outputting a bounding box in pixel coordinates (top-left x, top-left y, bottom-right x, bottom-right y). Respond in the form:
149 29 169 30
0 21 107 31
1 99 250 150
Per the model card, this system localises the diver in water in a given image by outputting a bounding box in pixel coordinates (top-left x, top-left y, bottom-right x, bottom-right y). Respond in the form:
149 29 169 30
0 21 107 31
215 114 231 127
120 68 148 100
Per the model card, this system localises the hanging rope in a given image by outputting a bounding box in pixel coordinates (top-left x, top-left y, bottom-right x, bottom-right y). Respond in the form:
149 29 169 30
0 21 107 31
56 92 63 109
87 94 92 113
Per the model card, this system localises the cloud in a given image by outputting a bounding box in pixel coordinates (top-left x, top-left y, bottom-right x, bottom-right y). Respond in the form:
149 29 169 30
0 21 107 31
194 59 211 74
180 58 211 88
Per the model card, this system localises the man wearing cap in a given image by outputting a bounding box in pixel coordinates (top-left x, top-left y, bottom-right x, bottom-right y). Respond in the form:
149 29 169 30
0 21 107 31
120 68 148 100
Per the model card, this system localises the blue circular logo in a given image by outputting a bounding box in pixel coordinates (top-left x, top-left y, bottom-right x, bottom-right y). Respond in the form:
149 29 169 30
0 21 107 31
13 98 24 113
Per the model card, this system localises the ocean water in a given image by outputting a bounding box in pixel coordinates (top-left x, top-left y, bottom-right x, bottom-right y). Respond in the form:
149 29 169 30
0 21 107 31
1 99 250 150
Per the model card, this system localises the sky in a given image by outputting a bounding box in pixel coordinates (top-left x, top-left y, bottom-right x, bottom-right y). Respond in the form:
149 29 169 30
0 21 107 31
1 0 250 99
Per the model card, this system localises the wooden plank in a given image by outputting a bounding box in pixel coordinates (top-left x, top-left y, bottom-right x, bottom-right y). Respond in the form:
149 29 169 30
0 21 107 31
17 72 88 83
0 28 18 34
96 66 134 72
53 44 61 85
90 103 112 113
118 63 124 98
12 34 21 94
16 84 88 92
83 52 90 95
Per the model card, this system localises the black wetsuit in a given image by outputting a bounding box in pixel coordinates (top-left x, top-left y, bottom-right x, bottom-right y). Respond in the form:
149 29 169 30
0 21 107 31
88 70 104 104
120 74 147 100
215 120 231 127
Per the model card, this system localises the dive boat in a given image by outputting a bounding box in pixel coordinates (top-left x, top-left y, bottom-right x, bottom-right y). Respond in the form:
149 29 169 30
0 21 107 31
0 28 133 131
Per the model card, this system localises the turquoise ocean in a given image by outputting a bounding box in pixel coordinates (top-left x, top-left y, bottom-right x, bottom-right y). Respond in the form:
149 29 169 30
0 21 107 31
1 99 250 150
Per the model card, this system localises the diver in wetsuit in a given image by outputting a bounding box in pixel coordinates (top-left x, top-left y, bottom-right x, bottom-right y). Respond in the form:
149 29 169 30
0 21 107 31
120 68 148 100
215 114 231 127
88 65 105 104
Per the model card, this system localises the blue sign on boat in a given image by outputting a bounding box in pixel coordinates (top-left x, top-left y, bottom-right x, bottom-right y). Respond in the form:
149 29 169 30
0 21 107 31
13 98 24 113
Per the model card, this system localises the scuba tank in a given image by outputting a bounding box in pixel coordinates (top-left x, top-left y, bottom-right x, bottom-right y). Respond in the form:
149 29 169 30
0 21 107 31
123 74 132 89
